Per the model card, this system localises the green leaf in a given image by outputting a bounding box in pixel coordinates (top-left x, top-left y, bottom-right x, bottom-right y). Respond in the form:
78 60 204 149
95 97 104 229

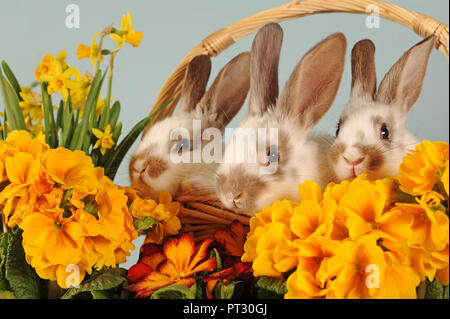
210 248 222 272
0 290 16 299
0 70 26 131
151 283 197 299
0 233 11 291
70 69 105 151
425 279 448 299
1 61 21 99
104 98 173 180
133 216 157 233
91 289 114 299
254 276 287 299
213 281 236 299
4 231 43 299
41 82 58 147
108 101 120 128
61 267 127 299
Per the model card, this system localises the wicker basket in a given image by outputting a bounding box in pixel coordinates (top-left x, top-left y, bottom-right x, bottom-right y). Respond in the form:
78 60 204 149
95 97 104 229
147 0 449 240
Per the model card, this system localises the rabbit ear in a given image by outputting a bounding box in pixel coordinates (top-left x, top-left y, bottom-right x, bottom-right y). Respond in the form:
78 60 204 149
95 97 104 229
351 39 377 99
375 35 435 112
277 32 347 131
199 51 251 129
248 23 283 116
177 55 212 114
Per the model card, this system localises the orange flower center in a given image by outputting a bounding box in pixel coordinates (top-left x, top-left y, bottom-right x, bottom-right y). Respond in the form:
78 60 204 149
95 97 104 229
354 263 363 273
369 222 378 230
53 221 63 231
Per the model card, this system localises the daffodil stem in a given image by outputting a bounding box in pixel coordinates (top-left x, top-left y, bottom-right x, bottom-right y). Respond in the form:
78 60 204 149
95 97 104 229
106 75 112 112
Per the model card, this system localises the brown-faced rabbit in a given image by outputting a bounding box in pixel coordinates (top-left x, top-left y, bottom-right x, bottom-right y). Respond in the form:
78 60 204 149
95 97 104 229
216 23 347 216
328 36 436 182
130 52 250 199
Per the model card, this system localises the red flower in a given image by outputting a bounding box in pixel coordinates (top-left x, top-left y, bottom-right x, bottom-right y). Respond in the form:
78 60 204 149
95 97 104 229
126 234 217 298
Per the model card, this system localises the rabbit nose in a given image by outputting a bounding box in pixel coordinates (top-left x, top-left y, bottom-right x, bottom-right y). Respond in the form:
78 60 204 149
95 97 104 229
343 156 365 166
230 192 244 208
145 156 168 178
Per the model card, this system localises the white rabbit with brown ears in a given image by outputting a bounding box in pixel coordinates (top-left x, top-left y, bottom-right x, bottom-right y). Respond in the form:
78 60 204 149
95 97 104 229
216 23 347 216
130 52 250 199
328 36 436 183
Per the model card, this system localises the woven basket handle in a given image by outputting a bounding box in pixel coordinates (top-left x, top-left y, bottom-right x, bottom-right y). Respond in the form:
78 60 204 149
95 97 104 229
148 0 449 125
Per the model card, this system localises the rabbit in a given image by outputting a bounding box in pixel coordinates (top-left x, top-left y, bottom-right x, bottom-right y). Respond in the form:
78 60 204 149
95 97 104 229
328 35 436 183
130 52 251 200
215 23 347 216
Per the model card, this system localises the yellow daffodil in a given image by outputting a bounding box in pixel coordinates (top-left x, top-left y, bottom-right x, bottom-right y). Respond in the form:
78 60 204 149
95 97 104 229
35 50 69 82
95 93 113 116
110 13 143 48
69 71 92 111
40 60 83 101
19 87 43 122
92 125 115 155
77 31 104 70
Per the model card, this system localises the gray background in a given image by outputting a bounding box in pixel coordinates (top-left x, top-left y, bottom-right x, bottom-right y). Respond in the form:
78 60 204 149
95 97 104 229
1 0 448 269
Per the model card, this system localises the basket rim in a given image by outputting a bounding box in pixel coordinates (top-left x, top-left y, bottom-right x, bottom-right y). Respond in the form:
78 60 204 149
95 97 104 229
147 0 449 125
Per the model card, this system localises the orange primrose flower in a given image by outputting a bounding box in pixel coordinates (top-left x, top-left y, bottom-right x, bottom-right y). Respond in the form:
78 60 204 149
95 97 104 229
126 234 217 298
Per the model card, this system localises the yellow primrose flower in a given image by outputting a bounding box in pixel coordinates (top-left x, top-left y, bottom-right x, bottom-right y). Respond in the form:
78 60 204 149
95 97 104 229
42 147 94 189
284 236 339 299
397 202 449 252
5 129 49 158
242 200 297 264
77 31 104 70
35 50 69 82
285 270 328 299
110 12 143 47
374 251 421 299
251 222 293 278
290 198 336 239
326 235 387 299
340 181 413 245
396 140 449 196
141 191 181 245
92 125 115 155
41 61 83 101
442 160 449 196
20 209 85 267
4 152 40 186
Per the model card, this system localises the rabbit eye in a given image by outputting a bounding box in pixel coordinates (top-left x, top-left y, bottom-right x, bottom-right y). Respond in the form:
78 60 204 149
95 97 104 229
380 123 390 140
335 121 341 137
266 145 280 165
174 138 190 154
